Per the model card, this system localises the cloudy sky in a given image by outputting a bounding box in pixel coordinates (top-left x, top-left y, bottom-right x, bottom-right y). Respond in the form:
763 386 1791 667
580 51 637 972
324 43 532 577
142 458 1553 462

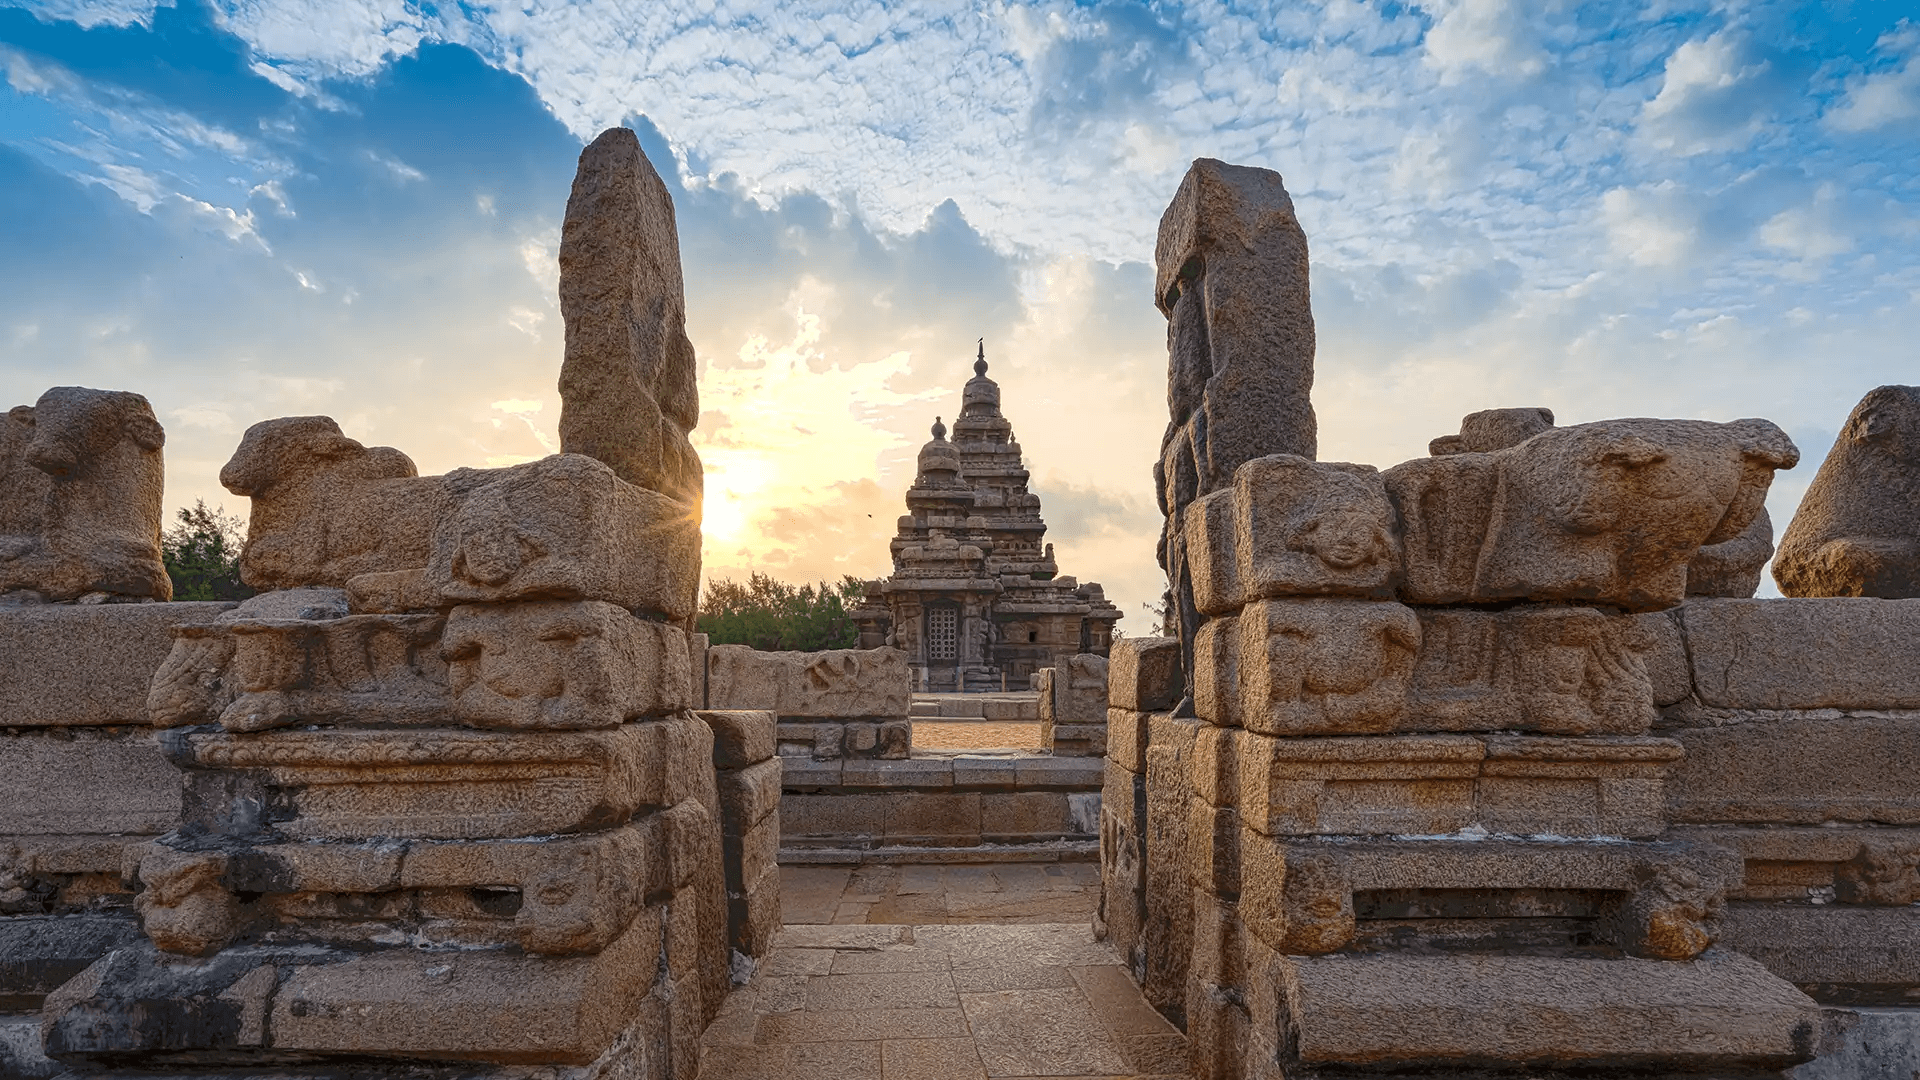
1 0 1915 626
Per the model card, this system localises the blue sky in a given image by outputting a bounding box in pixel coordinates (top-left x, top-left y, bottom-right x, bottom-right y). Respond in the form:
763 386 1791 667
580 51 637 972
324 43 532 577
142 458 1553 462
2 0 1916 622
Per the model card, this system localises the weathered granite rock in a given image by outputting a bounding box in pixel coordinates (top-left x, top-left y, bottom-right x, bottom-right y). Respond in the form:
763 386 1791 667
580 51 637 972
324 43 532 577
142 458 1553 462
1666 715 1920 826
1235 731 1681 839
706 645 909 719
1428 406 1554 456
162 721 695 840
1720 903 1920 1004
1678 597 1920 709
1155 159 1316 708
221 415 450 591
558 127 703 506
43 915 664 1067
444 601 692 728
1668 825 1920 905
1385 416 1798 611
3 731 181 837
697 709 776 769
0 386 170 601
424 453 701 620
1185 455 1401 613
1 602 232 726
1230 599 1421 736
1109 636 1182 712
1266 949 1833 1072
1406 604 1657 735
1775 385 1920 598
136 826 658 958
1142 714 1200 1022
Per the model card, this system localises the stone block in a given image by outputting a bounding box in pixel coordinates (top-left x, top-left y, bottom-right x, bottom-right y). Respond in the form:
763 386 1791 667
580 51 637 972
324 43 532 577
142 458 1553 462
979 791 1076 842
419 453 701 620
1191 612 1241 727
1237 834 1739 961
778 758 843 790
0 731 180 835
1668 715 1920 825
44 905 665 1066
0 602 232 726
1032 668 1055 721
951 755 1015 788
698 709 775 768
1667 825 1920 904
779 793 885 845
1680 597 1920 709
1191 724 1237 808
1187 798 1241 898
1142 714 1201 1022
776 720 845 760
1236 598 1419 736
150 612 448 731
1476 735 1681 839
1237 732 1482 836
718 758 783 831
688 631 709 710
721 812 780 894
0 913 142 1000
1384 416 1798 612
706 645 910 718
1187 455 1402 616
1721 902 1920 1005
1047 723 1106 757
163 723 680 840
443 602 691 727
1406 605 1656 735
1272 950 1829 1071
1109 636 1183 712
1636 608 1692 706
1099 763 1147 971
1107 707 1153 774
884 792 982 846
842 757 954 790
730 862 781 957
1051 653 1109 722
1010 754 1104 790
1791 1005 1920 1080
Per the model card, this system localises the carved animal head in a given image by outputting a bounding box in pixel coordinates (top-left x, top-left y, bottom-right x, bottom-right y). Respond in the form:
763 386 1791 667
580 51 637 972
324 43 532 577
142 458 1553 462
220 415 416 496
17 387 164 478
1841 385 1920 454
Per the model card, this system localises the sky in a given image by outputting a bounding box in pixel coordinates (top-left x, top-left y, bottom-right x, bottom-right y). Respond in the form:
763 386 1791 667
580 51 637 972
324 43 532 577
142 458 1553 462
1 0 1916 628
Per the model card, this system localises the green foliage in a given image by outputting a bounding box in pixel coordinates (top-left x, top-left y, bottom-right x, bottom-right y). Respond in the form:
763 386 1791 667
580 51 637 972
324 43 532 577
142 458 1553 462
698 572 864 652
162 500 255 602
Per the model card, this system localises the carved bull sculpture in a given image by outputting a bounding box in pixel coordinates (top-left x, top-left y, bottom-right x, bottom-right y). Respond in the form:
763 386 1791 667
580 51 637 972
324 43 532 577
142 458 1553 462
220 415 451 590
0 386 170 601
1388 416 1798 611
1773 384 1920 598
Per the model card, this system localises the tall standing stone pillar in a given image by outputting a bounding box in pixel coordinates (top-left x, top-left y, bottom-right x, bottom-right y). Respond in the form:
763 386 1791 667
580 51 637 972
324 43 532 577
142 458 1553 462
1153 159 1316 715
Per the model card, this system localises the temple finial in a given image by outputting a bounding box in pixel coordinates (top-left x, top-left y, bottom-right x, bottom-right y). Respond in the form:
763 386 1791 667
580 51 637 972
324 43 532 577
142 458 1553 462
974 338 988 377
931 415 946 440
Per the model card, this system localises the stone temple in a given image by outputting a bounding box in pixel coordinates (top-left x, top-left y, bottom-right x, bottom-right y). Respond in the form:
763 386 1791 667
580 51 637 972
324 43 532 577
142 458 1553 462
851 342 1121 691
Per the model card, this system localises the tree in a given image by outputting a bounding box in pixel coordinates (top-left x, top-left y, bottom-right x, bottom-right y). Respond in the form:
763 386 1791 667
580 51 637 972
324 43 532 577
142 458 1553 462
162 500 255 602
698 572 864 651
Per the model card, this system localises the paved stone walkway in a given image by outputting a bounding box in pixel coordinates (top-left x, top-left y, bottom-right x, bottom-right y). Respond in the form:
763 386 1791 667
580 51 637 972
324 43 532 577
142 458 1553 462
701 922 1188 1079
779 862 1102 924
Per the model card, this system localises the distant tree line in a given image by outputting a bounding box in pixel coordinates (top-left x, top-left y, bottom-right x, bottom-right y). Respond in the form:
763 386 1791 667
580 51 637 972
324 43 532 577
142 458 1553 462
697 572 864 652
161 500 255 601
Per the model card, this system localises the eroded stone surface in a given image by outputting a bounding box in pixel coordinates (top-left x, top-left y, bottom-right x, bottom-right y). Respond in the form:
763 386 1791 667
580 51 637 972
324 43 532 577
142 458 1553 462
558 127 702 506
1775 385 1920 599
0 387 170 601
1385 416 1798 611
709 646 910 720
445 601 692 727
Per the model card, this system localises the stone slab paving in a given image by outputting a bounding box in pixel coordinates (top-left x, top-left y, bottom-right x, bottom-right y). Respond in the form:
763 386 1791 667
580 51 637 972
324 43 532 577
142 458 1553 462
702 922 1188 1079
778 862 1101 925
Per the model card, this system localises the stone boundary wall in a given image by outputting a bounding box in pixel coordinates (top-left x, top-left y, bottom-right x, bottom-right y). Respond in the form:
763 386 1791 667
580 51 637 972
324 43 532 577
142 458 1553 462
782 755 1102 858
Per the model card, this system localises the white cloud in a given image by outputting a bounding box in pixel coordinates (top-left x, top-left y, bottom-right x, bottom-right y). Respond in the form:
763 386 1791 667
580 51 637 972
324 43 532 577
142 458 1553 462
1826 24 1920 132
2 0 168 29
1639 29 1776 155
1601 182 1697 267
1421 0 1548 84
1759 185 1854 262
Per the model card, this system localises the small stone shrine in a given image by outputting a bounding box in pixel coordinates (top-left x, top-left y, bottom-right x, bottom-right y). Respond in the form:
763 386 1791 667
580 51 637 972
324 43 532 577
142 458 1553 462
852 343 1122 691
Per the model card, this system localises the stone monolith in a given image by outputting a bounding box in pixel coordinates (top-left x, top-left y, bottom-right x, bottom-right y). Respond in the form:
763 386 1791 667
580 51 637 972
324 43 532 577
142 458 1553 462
558 127 704 507
1773 384 1920 598
1154 159 1316 709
